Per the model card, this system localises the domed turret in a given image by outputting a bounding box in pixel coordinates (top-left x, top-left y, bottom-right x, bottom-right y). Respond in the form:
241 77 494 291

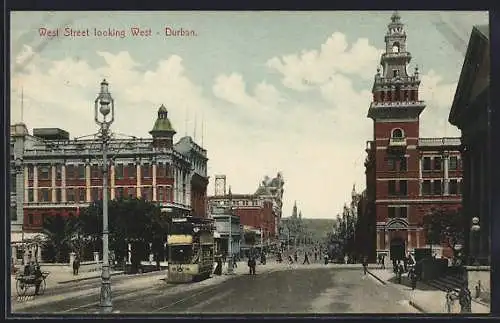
149 104 176 149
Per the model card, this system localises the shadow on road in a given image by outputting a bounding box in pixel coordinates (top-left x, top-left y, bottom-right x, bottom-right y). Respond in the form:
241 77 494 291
387 276 439 291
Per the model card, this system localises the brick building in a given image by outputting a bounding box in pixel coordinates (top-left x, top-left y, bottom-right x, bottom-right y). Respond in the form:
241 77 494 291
361 12 463 260
10 101 209 260
207 173 284 244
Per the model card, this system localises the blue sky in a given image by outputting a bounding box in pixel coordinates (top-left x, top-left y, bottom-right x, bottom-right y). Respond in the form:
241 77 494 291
10 11 489 219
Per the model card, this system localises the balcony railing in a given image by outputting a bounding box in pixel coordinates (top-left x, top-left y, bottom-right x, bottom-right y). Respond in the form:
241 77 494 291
389 137 407 147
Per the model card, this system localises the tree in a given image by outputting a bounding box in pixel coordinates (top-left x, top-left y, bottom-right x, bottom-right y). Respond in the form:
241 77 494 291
244 231 257 246
422 208 465 260
42 214 81 263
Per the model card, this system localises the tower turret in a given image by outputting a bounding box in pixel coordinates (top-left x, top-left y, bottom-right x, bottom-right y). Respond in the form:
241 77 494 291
150 104 176 149
368 12 426 122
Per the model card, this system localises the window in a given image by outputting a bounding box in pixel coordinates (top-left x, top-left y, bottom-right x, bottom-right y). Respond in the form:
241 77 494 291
393 69 399 78
449 156 458 170
56 188 61 202
11 176 16 193
91 187 99 201
392 128 403 138
422 180 431 195
399 207 408 219
39 188 50 202
39 165 50 180
67 188 75 202
387 158 396 171
10 206 17 221
142 186 153 200
388 207 396 218
170 245 193 263
399 157 408 171
79 188 86 202
165 187 172 202
91 165 100 178
434 157 442 171
127 164 136 179
423 157 431 171
115 164 124 179
449 179 459 195
128 187 136 198
56 165 62 180
28 189 34 202
157 163 165 178
458 181 462 194
28 214 34 226
66 165 75 179
116 187 124 199
78 165 86 179
399 180 408 196
433 180 442 195
158 186 164 201
28 165 34 180
388 180 397 196
142 163 151 178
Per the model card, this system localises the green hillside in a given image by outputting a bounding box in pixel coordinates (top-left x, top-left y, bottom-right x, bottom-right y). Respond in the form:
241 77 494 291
301 218 335 239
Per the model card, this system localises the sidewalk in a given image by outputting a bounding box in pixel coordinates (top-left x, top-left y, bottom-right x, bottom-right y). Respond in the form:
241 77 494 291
368 268 490 314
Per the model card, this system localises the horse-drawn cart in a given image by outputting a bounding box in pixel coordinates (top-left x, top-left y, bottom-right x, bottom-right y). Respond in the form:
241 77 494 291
15 271 50 296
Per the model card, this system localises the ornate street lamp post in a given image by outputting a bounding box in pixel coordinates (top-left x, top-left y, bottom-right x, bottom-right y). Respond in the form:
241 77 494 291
471 216 480 266
95 79 114 313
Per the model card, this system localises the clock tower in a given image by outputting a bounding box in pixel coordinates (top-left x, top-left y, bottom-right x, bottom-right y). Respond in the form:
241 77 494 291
367 11 426 259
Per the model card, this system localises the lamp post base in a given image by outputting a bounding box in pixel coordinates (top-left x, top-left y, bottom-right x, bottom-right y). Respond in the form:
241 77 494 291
100 266 113 313
226 259 235 275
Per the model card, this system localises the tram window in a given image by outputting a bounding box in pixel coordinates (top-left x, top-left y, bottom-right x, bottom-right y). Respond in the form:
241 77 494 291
170 245 193 263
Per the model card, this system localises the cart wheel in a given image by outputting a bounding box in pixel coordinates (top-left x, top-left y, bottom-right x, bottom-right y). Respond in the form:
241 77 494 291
38 279 47 295
16 280 27 296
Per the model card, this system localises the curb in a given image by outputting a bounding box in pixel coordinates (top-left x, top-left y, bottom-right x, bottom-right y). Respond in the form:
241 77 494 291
57 271 124 284
367 270 387 285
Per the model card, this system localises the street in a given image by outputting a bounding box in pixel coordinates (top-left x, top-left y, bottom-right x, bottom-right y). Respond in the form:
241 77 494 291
13 265 419 314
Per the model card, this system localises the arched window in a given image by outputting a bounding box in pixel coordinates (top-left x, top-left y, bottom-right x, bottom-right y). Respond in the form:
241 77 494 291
392 42 400 53
392 128 404 138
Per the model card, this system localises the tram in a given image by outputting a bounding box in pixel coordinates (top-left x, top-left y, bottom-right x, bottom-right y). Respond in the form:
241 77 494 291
167 216 215 283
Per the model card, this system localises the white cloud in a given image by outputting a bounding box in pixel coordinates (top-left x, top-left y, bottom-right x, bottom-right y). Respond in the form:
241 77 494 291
267 32 383 91
419 69 460 137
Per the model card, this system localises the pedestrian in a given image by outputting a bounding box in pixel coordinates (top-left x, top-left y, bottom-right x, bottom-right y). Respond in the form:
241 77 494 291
288 255 294 265
458 281 472 313
409 268 417 290
403 255 408 272
73 255 80 276
445 289 456 313
314 252 318 262
362 256 368 275
381 254 386 269
344 255 348 264
324 253 329 265
303 252 310 265
396 262 403 284
214 256 222 275
248 257 256 275
294 251 298 263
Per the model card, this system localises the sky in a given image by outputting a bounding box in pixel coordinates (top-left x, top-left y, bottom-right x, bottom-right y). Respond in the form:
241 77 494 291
10 11 489 220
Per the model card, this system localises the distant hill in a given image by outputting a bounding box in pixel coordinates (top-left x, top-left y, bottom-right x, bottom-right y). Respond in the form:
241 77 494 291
281 217 335 241
301 218 335 239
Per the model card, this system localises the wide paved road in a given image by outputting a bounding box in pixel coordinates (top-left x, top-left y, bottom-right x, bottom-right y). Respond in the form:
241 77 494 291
13 266 419 314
